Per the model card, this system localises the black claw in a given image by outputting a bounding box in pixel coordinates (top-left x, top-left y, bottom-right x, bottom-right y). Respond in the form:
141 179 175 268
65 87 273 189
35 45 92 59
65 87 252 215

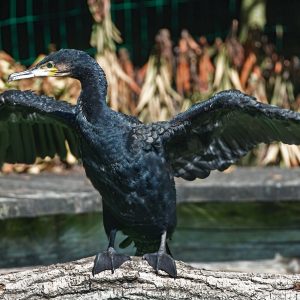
92 247 131 276
143 252 177 278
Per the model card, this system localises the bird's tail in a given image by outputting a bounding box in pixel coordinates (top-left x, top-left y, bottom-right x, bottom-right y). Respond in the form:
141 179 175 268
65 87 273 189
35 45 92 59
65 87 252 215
119 236 161 255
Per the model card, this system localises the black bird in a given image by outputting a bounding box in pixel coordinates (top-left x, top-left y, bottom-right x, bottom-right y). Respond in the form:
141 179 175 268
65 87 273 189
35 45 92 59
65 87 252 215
3 49 300 278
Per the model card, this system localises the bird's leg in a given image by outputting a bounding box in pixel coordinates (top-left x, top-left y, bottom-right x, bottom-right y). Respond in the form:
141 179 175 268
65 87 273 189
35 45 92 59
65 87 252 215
92 229 131 276
143 231 177 278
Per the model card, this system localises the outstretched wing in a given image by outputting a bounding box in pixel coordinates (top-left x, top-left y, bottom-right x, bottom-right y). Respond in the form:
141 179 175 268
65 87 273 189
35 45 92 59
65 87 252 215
0 90 79 165
160 90 300 180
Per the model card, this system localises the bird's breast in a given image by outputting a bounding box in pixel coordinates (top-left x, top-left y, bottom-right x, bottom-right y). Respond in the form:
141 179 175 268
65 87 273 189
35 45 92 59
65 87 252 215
79 130 176 233
77 119 176 216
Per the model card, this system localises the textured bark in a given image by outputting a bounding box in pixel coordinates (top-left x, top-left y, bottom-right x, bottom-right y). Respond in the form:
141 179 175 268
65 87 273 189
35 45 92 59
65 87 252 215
1 257 300 300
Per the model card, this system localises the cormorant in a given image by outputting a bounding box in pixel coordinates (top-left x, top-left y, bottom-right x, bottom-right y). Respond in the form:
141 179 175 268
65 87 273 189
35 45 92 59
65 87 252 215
2 49 300 278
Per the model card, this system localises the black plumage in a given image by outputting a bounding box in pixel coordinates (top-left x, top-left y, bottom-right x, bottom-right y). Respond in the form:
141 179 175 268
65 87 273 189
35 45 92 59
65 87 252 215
0 91 78 164
2 49 300 277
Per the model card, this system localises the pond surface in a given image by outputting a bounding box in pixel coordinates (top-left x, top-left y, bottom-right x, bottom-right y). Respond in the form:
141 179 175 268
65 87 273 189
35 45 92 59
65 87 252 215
1 202 300 268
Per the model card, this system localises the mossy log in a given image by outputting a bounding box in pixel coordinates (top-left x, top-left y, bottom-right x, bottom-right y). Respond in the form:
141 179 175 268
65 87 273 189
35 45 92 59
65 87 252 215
1 256 300 299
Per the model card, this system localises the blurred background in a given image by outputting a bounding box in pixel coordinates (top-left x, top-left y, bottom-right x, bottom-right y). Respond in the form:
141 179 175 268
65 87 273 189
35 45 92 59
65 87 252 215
1 0 300 274
1 0 300 65
2 0 300 172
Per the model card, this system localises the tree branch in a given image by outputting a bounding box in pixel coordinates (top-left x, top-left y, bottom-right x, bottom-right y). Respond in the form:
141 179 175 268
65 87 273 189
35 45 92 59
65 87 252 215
1 257 300 299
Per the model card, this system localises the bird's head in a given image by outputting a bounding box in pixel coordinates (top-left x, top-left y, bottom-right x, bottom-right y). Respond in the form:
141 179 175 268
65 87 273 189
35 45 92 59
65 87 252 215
8 49 98 82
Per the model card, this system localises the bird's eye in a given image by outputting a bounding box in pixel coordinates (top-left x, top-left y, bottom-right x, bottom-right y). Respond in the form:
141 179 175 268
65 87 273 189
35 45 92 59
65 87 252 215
46 62 54 68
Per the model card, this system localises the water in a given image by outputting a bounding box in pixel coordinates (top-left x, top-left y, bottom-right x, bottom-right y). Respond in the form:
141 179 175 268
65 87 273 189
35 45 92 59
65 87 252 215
1 202 300 268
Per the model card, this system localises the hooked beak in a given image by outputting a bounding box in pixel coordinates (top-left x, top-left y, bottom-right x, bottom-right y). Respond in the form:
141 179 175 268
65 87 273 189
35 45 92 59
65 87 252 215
8 67 58 82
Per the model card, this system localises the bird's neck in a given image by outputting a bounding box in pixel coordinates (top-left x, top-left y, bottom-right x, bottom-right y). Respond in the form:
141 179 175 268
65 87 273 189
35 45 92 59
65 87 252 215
77 65 110 123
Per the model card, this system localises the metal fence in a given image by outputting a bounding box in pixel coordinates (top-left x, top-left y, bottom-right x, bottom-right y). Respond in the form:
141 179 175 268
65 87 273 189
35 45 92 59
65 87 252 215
0 0 93 65
0 0 241 66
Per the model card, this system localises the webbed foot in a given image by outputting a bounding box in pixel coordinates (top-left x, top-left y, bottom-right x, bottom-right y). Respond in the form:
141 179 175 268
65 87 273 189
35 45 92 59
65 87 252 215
92 247 131 276
143 251 177 278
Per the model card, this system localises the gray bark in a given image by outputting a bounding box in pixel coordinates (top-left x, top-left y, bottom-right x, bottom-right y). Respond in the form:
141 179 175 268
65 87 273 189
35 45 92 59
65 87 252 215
1 256 300 300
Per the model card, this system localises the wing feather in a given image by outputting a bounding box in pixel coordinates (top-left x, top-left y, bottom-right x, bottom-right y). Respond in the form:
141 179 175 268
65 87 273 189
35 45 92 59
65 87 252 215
0 90 79 165
161 90 300 180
